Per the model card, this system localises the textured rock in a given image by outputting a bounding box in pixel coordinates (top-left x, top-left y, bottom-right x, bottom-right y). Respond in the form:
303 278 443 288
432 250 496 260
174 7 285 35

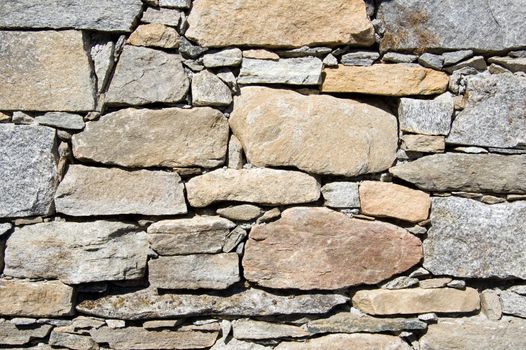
389 154 526 193
186 0 373 48
237 58 323 85
322 64 448 96
0 280 73 317
0 30 95 111
352 288 480 315
488 56 526 72
500 291 526 318
401 135 445 153
90 38 115 92
55 165 187 216
222 227 247 253
321 182 360 208
383 52 418 63
419 278 452 289
186 168 320 207
359 181 431 223
4 221 148 284
49 331 98 350
443 50 474 66
481 290 503 321
447 73 526 148
0 125 58 218
275 334 411 350
418 53 444 70
230 87 397 176
424 197 526 279
243 207 422 290
232 319 308 340
210 338 272 350
128 24 179 49
398 93 454 136
105 46 188 106
341 51 380 66
77 288 348 319
142 7 181 26
192 70 233 106
35 112 85 131
203 49 243 68
159 0 191 8
73 108 228 168
217 205 263 221
378 0 526 52
243 50 280 60
0 322 52 346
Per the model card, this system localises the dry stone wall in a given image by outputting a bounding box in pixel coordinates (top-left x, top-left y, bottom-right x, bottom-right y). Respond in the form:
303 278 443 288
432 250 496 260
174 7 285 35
0 0 525 349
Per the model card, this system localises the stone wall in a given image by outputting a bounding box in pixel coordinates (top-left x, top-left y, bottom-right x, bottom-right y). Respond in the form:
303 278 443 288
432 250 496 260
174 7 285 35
0 0 525 349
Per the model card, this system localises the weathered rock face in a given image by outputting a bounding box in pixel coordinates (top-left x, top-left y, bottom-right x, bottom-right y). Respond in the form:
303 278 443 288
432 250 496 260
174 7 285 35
321 182 360 208
378 0 526 52
398 93 454 136
128 24 180 49
230 87 397 176
237 58 323 85
0 30 95 111
275 334 411 350
142 7 181 26
0 322 52 346
35 112 85 131
73 108 229 169
321 64 448 96
49 330 98 350
77 288 348 319
55 165 187 216
211 338 272 350
186 0 374 48
192 70 233 106
0 125 58 218
232 319 309 340
186 168 320 207
4 221 149 284
243 207 422 290
500 291 526 318
424 197 526 279
401 135 445 153
0 280 74 317
389 154 526 193
447 73 526 148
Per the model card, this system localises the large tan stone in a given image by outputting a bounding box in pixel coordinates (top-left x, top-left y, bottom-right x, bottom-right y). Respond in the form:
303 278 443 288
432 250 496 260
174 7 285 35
186 0 374 48
275 334 411 350
243 207 422 290
128 23 179 49
322 64 448 96
359 181 431 223
230 87 397 176
186 168 320 207
352 288 480 315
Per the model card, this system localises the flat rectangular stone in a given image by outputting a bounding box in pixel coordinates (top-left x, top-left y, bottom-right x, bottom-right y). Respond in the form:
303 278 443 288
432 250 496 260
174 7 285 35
232 319 309 340
321 182 360 208
238 58 322 85
0 322 52 346
401 134 445 153
398 93 454 135
142 7 181 27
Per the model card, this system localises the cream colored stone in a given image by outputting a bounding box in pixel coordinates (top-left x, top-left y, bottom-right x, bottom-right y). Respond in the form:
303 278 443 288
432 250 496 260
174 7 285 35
481 290 502 321
322 64 448 96
401 134 445 153
128 23 179 49
275 334 411 350
232 319 309 340
243 49 280 60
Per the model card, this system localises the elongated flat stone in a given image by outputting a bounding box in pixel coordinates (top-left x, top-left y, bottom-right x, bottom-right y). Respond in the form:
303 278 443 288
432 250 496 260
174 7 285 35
73 108 229 168
424 197 526 279
186 168 320 207
389 153 526 193
0 322 52 346
275 334 411 350
55 165 187 216
500 291 526 318
243 207 422 290
186 0 373 48
230 87 397 176
321 182 360 208
0 30 95 111
232 319 308 340
4 221 148 284
237 58 323 85
77 288 348 319
398 93 454 136
35 112 85 131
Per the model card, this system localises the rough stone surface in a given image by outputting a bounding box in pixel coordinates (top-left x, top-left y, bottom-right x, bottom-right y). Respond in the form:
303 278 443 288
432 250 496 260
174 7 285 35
232 319 309 340
424 197 526 279
210 338 272 350
389 154 526 193
0 125 58 218
203 49 243 68
55 165 187 216
418 53 444 70
443 50 474 66
341 51 380 66
142 7 181 26
4 221 148 284
237 58 323 85
398 93 454 136
481 290 503 321
49 331 98 350
0 322 52 346
322 64 448 96
243 50 279 60
186 168 320 207
243 207 422 290
73 107 228 168
383 52 418 63
401 135 445 153
35 112 85 131
275 334 411 350
230 87 397 176
217 205 262 221
0 30 95 111
90 38 115 92
321 182 360 208
488 56 526 72
500 291 526 318
186 0 374 48
192 70 233 106
128 24 179 49
159 0 191 8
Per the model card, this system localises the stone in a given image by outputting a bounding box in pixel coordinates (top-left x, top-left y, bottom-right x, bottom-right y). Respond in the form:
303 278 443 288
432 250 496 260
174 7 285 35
447 73 526 149
306 312 427 334
203 49 243 68
106 320 125 329
227 135 244 169
500 291 526 318
186 0 374 48
322 54 338 67
237 58 323 85
77 288 348 319
222 227 247 253
419 317 526 350
401 135 445 153
211 338 272 350
480 195 506 204
256 208 281 224
179 37 208 58
243 50 279 61
509 285 526 295
243 207 422 290
49 331 98 350
192 71 233 106
417 53 444 70
159 0 191 8
230 87 397 176
186 168 320 207
0 0 142 31
105 46 188 106
277 46 333 58
143 320 182 330
90 327 218 350
232 319 309 340
378 1 526 52
73 107 228 169
55 165 187 216
35 112 85 131
90 38 115 92
341 51 380 66
481 290 503 321
0 322 52 346
398 93 454 136
147 216 235 255
382 276 419 290
4 221 148 284
0 30 95 111
217 205 262 222
0 125 58 218
359 181 431 223
382 52 418 63
142 7 180 27
389 154 526 193
419 278 452 289
322 64 448 96
447 280 466 289
275 334 411 350
443 50 474 66
321 182 360 208
0 280 73 317
424 197 526 278
445 56 487 74
352 288 480 315
448 66 478 94
0 223 11 237
128 24 179 49
488 56 526 72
